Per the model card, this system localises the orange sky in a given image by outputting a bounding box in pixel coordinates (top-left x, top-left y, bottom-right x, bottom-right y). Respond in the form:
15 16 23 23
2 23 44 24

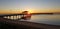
0 0 60 14
0 9 60 14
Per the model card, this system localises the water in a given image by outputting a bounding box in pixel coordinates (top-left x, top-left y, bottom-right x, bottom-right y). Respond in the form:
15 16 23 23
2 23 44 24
30 14 60 25
4 14 60 25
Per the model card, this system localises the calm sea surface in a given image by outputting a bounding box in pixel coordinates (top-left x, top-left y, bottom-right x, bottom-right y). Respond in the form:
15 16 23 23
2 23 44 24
4 14 60 25
30 14 60 25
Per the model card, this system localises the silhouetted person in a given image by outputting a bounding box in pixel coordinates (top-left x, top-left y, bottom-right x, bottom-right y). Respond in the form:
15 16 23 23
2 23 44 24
21 11 31 20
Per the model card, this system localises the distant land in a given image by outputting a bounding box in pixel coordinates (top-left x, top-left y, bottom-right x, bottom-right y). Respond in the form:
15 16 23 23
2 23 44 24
31 13 53 15
8 13 60 15
0 13 60 16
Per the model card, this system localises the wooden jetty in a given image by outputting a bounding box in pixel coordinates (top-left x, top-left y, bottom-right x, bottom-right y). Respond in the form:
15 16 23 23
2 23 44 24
0 14 60 29
0 17 60 29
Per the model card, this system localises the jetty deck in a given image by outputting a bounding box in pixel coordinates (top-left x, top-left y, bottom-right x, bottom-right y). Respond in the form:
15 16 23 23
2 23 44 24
0 17 60 29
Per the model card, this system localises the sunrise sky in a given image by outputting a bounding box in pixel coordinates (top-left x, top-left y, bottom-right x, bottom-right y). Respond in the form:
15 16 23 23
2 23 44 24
0 0 60 14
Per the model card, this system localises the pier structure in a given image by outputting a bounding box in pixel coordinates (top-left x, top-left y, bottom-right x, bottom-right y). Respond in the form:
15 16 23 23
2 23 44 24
0 14 60 29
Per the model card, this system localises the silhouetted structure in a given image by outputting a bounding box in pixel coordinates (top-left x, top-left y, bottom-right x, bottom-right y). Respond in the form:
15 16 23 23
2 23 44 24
20 11 31 20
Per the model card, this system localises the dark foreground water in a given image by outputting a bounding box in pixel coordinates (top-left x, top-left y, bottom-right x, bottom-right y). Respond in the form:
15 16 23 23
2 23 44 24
4 14 60 25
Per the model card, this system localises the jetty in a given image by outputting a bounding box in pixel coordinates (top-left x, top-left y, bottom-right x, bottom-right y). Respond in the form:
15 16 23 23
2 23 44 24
0 14 60 29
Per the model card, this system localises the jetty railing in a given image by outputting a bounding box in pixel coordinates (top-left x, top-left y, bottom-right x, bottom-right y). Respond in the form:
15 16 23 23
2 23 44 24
0 14 22 20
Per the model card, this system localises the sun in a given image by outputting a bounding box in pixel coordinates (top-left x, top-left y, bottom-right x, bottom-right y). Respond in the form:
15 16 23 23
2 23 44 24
27 8 33 13
23 7 33 13
23 9 33 14
28 10 32 13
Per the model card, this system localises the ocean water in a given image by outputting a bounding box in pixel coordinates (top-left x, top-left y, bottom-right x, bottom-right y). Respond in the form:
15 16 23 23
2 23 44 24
30 14 60 25
4 14 60 25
